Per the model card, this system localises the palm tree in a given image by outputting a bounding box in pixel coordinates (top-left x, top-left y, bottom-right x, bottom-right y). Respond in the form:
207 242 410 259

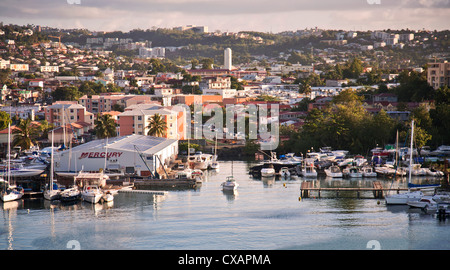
94 114 117 139
12 118 39 150
147 113 167 137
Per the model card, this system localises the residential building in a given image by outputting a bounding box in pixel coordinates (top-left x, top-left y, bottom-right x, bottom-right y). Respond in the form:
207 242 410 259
117 104 183 140
40 65 59 73
427 61 450 89
44 102 94 128
199 76 232 90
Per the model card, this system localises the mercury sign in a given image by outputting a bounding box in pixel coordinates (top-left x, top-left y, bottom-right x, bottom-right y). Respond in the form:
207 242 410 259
79 152 124 159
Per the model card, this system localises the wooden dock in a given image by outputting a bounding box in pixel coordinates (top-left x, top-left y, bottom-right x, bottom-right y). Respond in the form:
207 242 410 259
133 178 199 189
300 181 409 199
118 189 168 196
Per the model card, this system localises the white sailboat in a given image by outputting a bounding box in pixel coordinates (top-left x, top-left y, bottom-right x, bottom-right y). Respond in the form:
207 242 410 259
385 120 437 205
44 131 61 201
1 123 24 202
210 132 219 171
221 161 239 191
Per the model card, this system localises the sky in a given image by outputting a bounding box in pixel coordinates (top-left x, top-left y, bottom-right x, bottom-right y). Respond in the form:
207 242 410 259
0 0 449 33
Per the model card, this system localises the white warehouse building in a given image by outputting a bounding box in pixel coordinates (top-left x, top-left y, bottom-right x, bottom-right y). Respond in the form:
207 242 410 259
55 135 178 177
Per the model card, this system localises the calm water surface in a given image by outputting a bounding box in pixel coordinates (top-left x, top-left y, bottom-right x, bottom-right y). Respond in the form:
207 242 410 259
1 161 449 250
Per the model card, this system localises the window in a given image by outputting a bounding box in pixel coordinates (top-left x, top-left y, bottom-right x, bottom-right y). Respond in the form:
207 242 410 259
137 116 142 121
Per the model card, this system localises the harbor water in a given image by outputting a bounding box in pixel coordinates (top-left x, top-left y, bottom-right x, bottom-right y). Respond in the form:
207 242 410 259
1 161 449 250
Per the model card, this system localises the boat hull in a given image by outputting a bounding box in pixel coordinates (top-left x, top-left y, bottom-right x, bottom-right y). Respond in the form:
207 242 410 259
82 192 102 203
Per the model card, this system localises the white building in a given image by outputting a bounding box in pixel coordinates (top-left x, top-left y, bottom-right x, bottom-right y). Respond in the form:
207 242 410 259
40 65 60 73
224 48 232 70
55 135 178 177
202 88 237 98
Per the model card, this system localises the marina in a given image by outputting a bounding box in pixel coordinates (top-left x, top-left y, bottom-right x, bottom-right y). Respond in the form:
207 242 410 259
1 160 449 250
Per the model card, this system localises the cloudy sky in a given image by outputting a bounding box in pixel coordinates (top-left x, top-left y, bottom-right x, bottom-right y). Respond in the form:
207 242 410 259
1 0 449 32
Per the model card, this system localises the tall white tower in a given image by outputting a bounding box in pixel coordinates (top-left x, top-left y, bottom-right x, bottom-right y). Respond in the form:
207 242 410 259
224 48 232 70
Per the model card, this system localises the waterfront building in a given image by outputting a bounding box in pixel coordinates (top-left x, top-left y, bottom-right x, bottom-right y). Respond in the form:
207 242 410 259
55 135 178 177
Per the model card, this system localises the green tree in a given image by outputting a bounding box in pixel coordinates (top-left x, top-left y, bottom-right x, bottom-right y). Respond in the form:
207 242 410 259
147 113 167 137
12 118 39 150
94 114 117 139
52 86 81 101
0 111 12 130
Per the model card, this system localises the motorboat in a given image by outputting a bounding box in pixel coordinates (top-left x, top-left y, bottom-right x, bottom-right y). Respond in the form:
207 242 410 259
210 160 219 170
347 166 363 178
60 187 81 203
81 185 103 204
324 165 343 178
261 164 275 177
0 165 45 177
102 190 114 203
302 165 317 178
407 196 440 209
221 176 239 191
188 152 213 170
408 164 427 176
280 167 290 178
424 167 444 177
385 190 424 205
362 166 377 177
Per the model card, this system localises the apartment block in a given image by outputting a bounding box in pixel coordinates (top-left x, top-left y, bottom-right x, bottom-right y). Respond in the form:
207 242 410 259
427 61 450 89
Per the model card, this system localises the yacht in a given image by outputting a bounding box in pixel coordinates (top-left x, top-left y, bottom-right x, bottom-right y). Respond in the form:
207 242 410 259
362 166 377 177
261 164 275 177
81 185 103 204
188 152 213 170
324 165 343 178
302 165 317 178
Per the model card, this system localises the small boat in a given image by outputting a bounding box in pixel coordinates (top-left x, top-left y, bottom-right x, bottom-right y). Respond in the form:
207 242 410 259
324 165 343 178
408 164 427 176
424 167 444 177
347 166 363 178
407 196 439 209
1 180 24 202
362 166 377 177
221 176 239 191
210 161 219 170
261 164 275 177
280 167 290 178
60 187 81 203
81 185 103 204
302 165 317 178
102 191 114 203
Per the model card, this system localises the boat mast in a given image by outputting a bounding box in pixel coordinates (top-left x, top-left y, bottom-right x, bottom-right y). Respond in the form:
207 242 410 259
408 120 414 191
7 122 11 186
50 130 54 191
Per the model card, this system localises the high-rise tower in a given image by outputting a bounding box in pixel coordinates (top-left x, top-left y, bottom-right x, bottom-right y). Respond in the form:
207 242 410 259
224 48 232 70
